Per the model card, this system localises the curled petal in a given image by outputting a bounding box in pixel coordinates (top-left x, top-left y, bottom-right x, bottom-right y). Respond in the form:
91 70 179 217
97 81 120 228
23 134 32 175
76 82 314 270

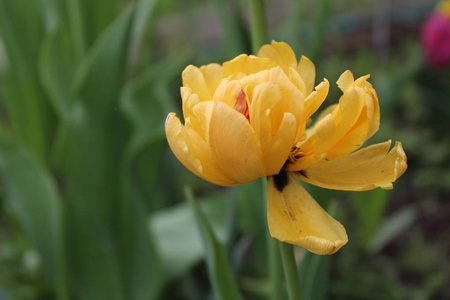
336 70 354 92
267 171 348 255
297 141 407 191
303 79 330 121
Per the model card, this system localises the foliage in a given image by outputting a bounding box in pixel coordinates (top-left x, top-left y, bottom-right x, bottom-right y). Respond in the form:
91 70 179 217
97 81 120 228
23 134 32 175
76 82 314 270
0 1 449 300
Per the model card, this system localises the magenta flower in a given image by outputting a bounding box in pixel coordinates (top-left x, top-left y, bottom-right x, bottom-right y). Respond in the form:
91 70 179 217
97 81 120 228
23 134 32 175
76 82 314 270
421 3 450 69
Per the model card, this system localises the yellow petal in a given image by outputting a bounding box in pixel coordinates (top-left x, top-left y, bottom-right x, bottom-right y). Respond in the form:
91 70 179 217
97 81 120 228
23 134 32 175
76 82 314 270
266 113 297 174
297 141 407 191
297 56 316 96
184 117 238 186
267 171 348 255
314 113 337 154
288 67 307 96
182 91 200 122
257 41 298 74
213 78 242 108
165 113 203 178
166 113 236 186
250 82 296 174
182 65 212 101
249 82 281 138
209 102 266 183
336 70 354 92
267 67 304 136
364 86 380 139
239 70 270 104
303 79 329 120
325 110 370 160
200 63 223 96
223 54 276 79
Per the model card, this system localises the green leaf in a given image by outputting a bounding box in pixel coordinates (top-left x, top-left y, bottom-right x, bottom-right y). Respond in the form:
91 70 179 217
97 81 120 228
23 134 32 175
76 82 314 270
55 5 136 300
128 0 163 73
66 0 120 57
119 168 164 300
0 134 68 299
185 187 244 300
350 189 391 250
299 251 331 300
150 196 229 279
0 0 56 160
369 205 418 254
39 14 77 122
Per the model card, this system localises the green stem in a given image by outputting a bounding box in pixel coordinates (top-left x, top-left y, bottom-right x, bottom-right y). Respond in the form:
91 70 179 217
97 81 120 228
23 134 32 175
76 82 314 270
249 0 267 53
308 0 332 63
279 242 303 300
262 178 283 300
268 237 283 300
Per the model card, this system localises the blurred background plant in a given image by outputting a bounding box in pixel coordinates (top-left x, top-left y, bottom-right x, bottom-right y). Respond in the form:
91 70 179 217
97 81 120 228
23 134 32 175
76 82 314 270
0 0 449 299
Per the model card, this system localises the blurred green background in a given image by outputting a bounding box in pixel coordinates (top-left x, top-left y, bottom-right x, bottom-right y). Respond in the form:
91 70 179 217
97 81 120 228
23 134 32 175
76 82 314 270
0 0 449 299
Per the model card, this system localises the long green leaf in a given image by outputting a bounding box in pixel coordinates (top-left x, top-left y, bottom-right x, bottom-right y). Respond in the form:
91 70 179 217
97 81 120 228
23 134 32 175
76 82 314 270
350 189 391 250
0 0 56 160
185 187 244 300
66 0 120 57
56 5 136 300
369 205 418 254
0 134 67 299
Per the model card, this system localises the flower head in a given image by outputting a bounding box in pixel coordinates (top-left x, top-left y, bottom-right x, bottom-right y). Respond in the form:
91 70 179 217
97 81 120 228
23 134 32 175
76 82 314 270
421 0 450 69
166 41 407 255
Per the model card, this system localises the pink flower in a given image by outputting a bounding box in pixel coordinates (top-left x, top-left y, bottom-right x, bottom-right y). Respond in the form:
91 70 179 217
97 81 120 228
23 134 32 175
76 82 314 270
421 10 450 69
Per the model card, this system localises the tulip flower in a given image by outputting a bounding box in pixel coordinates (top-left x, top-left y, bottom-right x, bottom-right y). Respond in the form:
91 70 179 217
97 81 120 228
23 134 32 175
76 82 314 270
421 0 450 68
166 41 407 255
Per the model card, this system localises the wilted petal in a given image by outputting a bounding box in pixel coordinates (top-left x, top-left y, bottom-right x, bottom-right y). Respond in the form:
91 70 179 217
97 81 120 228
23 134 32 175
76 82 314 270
297 141 407 191
267 171 348 255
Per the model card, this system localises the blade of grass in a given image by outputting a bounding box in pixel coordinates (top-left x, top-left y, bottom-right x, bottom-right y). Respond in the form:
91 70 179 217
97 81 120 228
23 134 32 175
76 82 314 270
185 187 244 300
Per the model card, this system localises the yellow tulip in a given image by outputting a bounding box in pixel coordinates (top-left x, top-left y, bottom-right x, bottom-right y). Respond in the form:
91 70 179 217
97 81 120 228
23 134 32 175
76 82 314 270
166 41 407 255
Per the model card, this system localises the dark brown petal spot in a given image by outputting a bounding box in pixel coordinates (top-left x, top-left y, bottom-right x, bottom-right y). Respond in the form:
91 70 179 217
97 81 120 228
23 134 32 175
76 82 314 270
273 170 289 192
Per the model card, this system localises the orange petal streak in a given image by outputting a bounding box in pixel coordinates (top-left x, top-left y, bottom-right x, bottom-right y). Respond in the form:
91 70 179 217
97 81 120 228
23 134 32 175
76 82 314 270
234 90 250 121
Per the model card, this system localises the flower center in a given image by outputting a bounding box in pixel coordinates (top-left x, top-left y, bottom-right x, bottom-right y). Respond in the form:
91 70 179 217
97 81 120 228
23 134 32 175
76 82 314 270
234 90 250 121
